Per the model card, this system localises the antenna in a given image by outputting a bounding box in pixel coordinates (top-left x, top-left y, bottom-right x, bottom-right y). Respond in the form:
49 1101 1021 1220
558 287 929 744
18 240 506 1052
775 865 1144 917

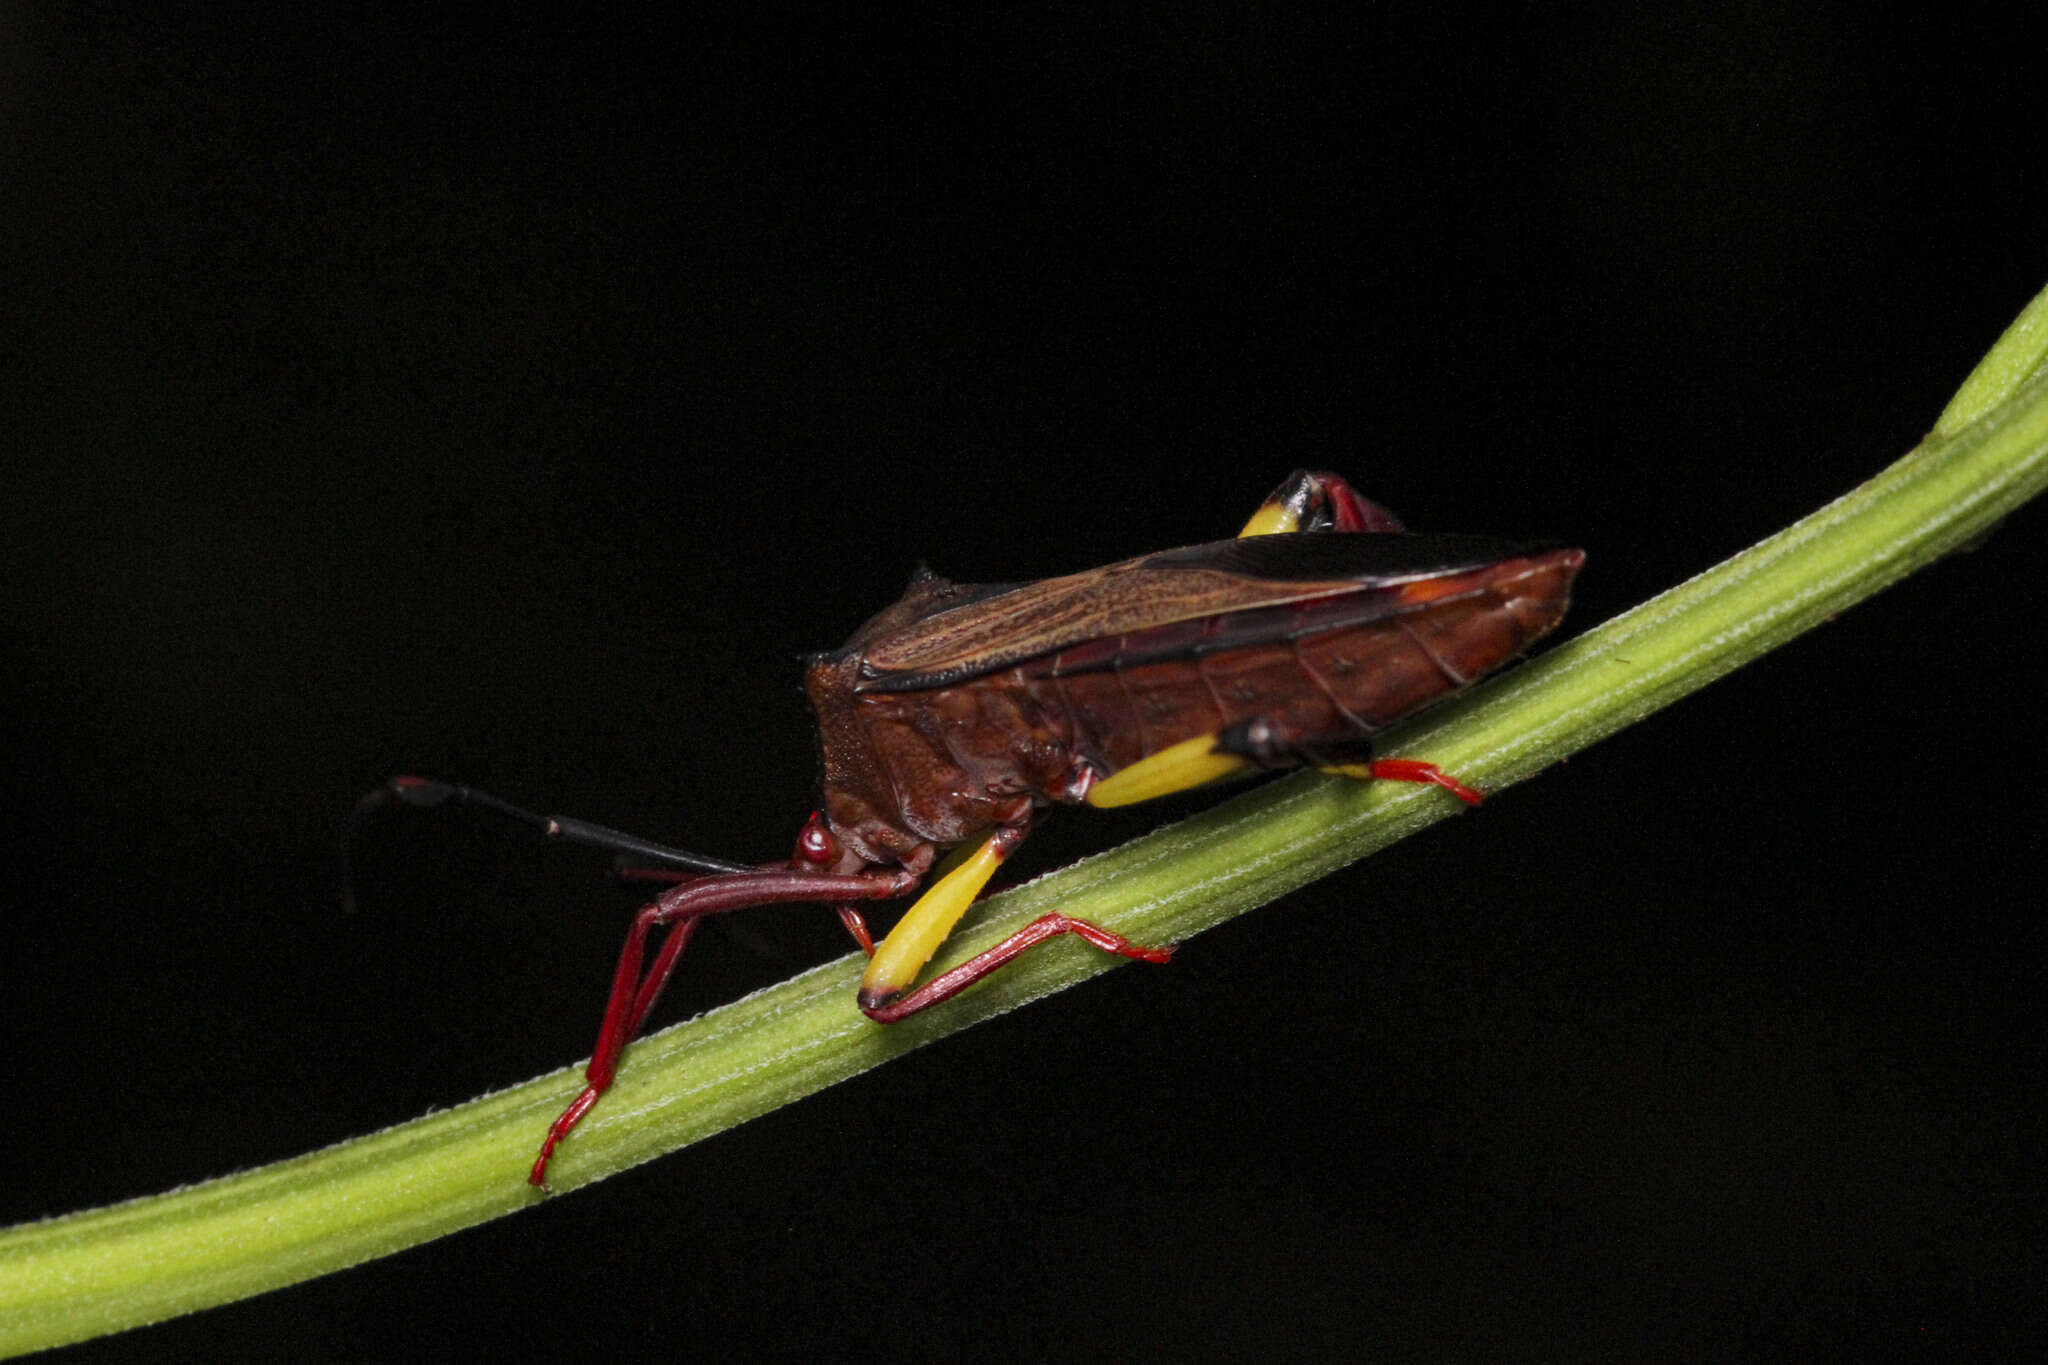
342 776 755 910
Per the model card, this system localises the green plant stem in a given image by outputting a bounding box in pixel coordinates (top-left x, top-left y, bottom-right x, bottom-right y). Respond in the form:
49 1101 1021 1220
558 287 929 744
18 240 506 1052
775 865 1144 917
6 287 2048 1358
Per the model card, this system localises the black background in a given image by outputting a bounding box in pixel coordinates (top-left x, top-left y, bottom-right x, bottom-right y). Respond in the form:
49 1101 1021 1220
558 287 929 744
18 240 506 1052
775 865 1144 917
6 9 2045 1361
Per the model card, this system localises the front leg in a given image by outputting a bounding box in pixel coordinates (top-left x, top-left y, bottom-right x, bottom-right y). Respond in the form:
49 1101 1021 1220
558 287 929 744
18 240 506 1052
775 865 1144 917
532 863 915 1187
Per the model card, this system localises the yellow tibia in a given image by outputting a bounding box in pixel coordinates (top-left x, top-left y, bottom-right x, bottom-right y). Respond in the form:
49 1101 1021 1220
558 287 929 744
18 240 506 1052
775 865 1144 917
1085 733 1254 808
1237 502 1302 537
860 831 1007 998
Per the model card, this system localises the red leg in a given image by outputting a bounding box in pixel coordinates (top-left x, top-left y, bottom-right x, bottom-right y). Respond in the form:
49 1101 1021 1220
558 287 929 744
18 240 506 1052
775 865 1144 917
835 903 877 956
530 864 915 1187
1255 470 1406 534
857 913 1174 1024
1364 757 1484 806
612 865 700 885
1212 717 1486 807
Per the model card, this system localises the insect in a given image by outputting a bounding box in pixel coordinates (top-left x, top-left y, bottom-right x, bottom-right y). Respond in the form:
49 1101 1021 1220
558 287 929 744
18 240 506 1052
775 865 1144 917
357 471 1584 1186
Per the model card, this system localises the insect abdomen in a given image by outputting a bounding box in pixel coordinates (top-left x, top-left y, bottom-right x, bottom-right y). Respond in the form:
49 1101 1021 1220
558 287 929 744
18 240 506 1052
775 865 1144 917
1023 547 1581 776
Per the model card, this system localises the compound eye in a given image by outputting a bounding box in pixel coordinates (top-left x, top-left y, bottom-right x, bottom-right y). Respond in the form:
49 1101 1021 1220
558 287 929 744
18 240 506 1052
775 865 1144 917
794 812 839 867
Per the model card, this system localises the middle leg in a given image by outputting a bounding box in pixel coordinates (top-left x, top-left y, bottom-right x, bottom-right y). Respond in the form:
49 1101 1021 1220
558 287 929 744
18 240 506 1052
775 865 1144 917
856 822 1173 1022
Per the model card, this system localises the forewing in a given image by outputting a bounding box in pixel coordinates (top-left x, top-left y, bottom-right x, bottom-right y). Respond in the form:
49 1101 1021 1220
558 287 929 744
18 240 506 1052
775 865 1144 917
853 532 1565 693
